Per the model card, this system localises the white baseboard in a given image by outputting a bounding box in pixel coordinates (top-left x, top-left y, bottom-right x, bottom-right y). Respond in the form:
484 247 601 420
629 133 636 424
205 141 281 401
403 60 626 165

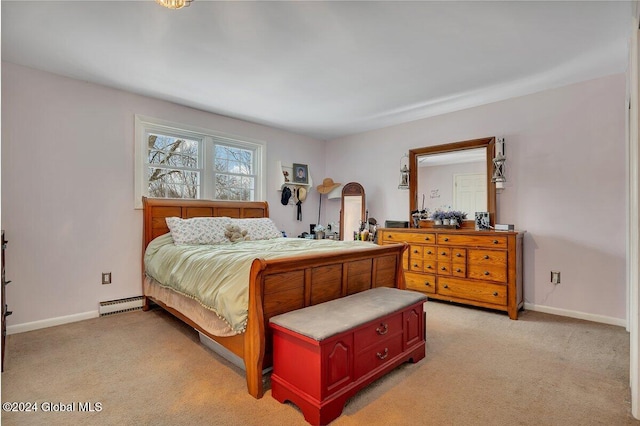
524 303 626 328
6 310 100 335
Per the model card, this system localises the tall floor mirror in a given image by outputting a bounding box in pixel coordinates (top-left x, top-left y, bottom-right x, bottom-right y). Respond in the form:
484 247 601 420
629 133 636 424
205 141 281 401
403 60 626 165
340 182 365 241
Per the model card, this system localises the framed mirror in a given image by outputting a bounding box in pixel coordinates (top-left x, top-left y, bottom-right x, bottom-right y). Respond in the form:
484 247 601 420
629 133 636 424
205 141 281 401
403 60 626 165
409 137 496 228
340 182 366 240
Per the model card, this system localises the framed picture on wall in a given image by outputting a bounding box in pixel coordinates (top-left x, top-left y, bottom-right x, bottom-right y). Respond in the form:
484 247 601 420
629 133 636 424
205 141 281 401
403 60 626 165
292 163 309 184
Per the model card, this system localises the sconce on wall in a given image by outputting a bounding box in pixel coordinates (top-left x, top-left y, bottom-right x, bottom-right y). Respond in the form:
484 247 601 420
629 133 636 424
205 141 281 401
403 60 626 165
398 154 410 190
492 137 506 190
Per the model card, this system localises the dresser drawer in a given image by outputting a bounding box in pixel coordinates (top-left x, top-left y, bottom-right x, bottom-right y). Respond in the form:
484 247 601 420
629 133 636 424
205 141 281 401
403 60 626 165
438 247 451 261
409 259 423 272
437 277 507 305
354 333 403 379
467 249 507 282
437 262 452 276
452 265 466 277
405 272 436 294
381 231 436 244
438 234 507 249
354 312 403 351
468 265 507 282
423 260 436 273
423 246 437 260
451 248 466 263
409 245 423 259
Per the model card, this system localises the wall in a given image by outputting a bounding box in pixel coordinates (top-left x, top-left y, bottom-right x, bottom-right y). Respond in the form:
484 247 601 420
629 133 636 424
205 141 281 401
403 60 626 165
1 62 325 328
325 74 627 324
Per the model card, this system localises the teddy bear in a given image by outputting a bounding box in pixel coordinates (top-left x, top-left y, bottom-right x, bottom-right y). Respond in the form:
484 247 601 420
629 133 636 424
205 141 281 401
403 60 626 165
225 224 250 242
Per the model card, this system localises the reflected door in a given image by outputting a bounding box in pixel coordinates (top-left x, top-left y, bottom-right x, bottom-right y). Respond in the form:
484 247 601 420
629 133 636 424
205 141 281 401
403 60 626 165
454 173 487 218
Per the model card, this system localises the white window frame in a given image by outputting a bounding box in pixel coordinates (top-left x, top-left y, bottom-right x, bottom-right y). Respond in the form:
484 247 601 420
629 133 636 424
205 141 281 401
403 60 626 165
134 115 266 209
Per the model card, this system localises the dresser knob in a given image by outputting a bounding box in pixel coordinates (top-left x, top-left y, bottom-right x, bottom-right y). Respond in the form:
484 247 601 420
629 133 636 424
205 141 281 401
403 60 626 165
424 281 431 287
484 271 490 276
427 251 432 255
456 253 462 257
424 237 430 241
376 323 388 335
493 240 498 244
484 255 489 260
493 292 498 296
443 284 449 289
413 250 419 254
413 264 418 268
441 266 446 271
427 265 432 269
444 237 449 242
441 252 447 256
456 268 462 273
377 348 389 360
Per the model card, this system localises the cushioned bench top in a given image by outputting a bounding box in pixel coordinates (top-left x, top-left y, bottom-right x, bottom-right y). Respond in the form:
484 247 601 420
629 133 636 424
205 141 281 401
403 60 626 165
269 287 427 341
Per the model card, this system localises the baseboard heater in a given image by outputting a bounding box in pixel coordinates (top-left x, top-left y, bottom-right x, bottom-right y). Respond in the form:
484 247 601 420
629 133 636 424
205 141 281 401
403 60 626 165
99 296 144 316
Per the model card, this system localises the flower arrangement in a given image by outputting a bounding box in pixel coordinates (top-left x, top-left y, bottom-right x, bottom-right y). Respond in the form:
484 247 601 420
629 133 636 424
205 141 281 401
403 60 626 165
430 207 467 226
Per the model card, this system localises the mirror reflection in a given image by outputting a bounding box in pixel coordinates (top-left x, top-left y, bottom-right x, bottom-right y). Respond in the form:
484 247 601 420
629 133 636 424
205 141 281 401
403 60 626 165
417 148 487 220
340 182 366 241
409 137 496 228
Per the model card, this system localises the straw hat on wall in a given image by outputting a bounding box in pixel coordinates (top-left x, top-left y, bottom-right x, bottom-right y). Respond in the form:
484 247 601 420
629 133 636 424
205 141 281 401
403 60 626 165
317 178 341 194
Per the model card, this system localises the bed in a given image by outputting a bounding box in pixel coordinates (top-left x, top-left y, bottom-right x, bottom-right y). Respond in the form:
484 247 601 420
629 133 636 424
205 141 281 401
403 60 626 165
141 196 407 399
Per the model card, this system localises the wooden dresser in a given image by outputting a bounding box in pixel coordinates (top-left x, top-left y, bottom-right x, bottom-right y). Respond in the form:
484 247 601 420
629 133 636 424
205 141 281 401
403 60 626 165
379 228 524 319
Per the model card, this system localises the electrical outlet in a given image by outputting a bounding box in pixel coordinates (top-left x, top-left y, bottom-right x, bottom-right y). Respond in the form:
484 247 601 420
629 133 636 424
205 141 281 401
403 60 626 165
551 271 561 284
102 272 112 285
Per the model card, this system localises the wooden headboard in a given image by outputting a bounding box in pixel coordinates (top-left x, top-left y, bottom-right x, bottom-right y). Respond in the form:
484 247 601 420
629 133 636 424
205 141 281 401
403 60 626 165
142 197 270 249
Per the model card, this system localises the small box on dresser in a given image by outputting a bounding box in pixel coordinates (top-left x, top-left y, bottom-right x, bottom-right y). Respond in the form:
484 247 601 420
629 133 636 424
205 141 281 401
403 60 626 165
269 287 427 426
379 227 524 319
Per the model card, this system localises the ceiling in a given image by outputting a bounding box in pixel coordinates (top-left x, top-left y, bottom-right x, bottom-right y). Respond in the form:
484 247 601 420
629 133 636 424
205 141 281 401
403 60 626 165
1 1 634 140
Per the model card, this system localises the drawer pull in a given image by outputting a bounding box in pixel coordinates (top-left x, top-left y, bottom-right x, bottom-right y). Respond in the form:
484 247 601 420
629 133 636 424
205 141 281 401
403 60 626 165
441 251 447 256
426 265 432 269
493 240 498 244
427 250 432 255
376 323 388 335
493 292 499 297
413 250 419 254
444 237 449 242
443 284 449 289
441 266 447 271
456 268 462 273
424 237 430 241
388 235 393 238
484 255 490 259
456 253 462 257
413 264 419 268
424 281 431 287
377 348 389 360
484 271 490 276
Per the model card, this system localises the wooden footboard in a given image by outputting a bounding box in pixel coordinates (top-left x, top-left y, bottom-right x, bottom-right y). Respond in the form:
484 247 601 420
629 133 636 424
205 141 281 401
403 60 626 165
141 197 406 399
244 244 406 398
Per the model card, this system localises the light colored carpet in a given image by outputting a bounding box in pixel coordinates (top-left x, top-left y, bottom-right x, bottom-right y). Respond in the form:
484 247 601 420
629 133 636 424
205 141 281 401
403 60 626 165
1 301 637 425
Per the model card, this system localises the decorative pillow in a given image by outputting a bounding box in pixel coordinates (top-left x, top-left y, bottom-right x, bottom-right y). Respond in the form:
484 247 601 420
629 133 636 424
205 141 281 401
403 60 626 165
166 216 232 245
231 218 282 240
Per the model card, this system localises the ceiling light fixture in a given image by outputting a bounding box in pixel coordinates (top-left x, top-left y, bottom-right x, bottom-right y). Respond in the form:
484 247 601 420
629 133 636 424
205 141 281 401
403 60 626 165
156 0 192 10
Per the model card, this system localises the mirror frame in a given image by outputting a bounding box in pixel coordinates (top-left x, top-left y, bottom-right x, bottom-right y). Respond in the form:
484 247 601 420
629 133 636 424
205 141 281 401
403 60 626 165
409 137 496 229
340 182 366 240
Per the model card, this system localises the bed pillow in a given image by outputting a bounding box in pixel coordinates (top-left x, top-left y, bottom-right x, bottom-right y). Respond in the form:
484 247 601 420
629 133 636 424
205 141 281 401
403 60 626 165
166 216 232 245
231 218 282 240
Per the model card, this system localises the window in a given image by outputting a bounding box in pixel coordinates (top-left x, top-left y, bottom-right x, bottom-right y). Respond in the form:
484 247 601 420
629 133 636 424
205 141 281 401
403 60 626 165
135 116 265 208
